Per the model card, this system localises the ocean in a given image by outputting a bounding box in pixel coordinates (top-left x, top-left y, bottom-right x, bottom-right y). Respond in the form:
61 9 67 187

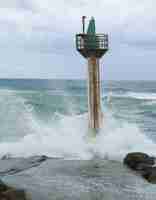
0 79 156 199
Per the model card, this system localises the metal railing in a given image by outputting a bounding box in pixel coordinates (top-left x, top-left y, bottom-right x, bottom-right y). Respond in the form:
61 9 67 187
76 34 108 50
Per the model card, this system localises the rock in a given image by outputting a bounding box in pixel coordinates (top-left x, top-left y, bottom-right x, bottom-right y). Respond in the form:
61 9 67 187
0 180 12 193
0 180 30 200
123 152 155 170
144 167 156 184
2 189 28 200
123 152 156 183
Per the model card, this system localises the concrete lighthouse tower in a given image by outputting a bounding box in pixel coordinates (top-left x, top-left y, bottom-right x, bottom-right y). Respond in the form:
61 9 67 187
76 17 108 132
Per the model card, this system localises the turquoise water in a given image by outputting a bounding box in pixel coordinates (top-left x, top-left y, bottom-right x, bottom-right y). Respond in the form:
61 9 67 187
0 79 156 199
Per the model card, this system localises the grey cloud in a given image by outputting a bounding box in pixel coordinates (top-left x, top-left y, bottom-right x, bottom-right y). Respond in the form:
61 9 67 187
0 0 156 79
1 0 155 47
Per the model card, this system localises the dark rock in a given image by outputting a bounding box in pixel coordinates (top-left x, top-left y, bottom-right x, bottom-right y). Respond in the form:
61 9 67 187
142 167 156 184
123 152 155 170
2 189 28 200
0 180 30 200
137 164 153 178
0 180 10 193
123 152 156 183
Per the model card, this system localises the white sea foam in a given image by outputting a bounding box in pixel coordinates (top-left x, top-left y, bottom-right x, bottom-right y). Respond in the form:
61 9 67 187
0 89 156 161
0 89 37 140
0 108 155 160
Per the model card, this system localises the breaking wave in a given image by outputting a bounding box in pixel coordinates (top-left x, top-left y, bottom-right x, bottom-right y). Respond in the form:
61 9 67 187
0 88 156 161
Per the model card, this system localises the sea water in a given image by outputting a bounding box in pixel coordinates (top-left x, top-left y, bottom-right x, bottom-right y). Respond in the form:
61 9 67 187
0 79 156 199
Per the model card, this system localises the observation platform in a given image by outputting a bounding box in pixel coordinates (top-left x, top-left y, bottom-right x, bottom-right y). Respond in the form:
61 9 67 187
76 33 108 58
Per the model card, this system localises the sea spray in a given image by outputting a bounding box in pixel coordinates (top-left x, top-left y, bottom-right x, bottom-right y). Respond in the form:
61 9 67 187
0 105 155 160
1 80 156 200
0 84 156 161
0 89 38 141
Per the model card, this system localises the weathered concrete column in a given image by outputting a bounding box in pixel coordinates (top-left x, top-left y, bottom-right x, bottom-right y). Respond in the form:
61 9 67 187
88 56 102 130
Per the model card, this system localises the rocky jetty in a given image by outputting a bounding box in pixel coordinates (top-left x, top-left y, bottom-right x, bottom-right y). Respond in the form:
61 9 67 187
124 152 156 183
0 179 30 200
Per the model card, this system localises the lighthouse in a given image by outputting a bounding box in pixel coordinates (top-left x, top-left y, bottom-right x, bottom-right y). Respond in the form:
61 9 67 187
76 17 108 132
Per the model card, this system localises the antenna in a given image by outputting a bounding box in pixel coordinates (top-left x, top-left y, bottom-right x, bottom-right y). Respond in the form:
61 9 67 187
82 16 86 34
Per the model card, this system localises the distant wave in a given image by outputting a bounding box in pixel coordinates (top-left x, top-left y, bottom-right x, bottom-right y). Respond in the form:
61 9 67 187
124 92 156 100
103 92 156 101
2 88 156 101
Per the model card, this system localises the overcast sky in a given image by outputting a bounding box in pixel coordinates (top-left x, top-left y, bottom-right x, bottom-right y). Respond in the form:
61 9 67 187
0 0 156 80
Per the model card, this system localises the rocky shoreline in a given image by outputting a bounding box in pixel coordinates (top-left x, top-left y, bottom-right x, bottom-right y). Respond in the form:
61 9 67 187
0 152 155 200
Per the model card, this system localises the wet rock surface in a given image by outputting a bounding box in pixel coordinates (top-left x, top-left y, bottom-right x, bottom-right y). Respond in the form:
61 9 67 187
124 152 156 183
0 158 155 200
0 155 49 176
0 155 49 199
